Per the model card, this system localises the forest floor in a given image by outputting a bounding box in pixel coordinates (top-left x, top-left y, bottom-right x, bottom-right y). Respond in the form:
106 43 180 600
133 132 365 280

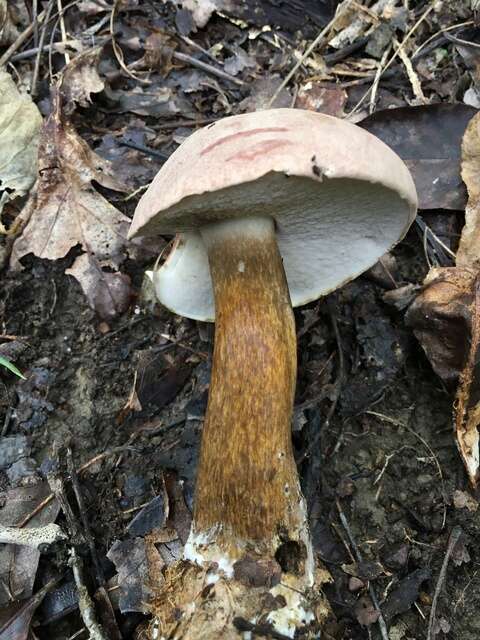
0 1 479 639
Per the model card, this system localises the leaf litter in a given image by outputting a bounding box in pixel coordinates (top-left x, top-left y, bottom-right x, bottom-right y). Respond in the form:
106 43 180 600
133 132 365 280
10 56 135 320
1 0 480 638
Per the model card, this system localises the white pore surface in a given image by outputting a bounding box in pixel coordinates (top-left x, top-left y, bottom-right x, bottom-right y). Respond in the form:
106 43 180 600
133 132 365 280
152 173 411 321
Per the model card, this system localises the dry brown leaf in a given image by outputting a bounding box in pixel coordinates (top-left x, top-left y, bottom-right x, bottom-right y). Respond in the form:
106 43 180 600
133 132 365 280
406 267 475 385
406 267 480 487
11 91 128 268
407 110 480 487
66 253 134 321
0 0 19 47
59 47 104 109
0 70 42 231
10 89 134 318
295 83 347 117
143 31 178 75
456 112 480 268
455 275 480 486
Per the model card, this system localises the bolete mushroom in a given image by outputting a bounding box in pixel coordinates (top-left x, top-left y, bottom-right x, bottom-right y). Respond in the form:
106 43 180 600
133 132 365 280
128 108 417 639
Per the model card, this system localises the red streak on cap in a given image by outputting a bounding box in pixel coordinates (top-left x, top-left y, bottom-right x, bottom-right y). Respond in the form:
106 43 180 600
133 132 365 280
200 127 288 156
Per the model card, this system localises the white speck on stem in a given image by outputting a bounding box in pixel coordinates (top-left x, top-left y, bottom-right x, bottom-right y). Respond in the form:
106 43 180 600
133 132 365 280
238 261 245 273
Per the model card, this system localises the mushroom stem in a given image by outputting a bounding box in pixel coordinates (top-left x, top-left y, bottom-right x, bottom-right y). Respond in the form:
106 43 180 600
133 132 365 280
188 216 312 575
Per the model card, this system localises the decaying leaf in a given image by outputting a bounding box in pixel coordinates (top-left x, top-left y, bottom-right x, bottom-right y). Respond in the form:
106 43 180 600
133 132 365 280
11 91 128 265
360 104 477 210
295 82 347 117
406 267 475 385
0 70 42 232
455 276 480 486
59 47 104 109
407 111 480 486
174 0 218 28
0 577 58 640
0 0 18 46
66 254 134 321
0 482 60 608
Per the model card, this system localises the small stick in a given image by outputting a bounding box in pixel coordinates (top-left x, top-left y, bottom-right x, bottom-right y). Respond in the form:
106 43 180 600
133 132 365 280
369 45 391 114
156 117 217 130
56 0 70 64
67 447 104 586
32 0 55 96
336 499 390 640
33 0 39 47
119 139 169 160
427 527 462 640
393 37 426 104
172 50 244 87
70 548 109 640
47 469 85 544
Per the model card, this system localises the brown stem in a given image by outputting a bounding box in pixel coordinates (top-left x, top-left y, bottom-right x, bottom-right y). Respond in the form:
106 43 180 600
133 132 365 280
149 219 332 638
194 217 305 555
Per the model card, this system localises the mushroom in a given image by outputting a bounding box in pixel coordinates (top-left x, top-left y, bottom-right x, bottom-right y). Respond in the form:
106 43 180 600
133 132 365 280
128 108 417 639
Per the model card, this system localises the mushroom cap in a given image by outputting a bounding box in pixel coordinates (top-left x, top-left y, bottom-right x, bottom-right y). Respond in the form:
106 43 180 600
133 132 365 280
129 108 417 321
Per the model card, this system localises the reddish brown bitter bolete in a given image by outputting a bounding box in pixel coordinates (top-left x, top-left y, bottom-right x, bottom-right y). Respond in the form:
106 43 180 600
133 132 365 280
128 109 417 639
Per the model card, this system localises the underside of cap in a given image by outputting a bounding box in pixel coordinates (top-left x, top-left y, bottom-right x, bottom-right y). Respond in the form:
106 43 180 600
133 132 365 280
151 173 413 322
129 108 417 320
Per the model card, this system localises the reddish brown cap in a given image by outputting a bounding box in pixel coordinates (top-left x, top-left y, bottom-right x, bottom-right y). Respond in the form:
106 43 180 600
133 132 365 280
129 108 417 321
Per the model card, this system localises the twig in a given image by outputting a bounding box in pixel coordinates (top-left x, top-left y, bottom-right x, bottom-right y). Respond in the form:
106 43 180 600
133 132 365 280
119 139 169 160
56 0 70 64
323 36 369 64
67 448 104 584
412 20 474 59
369 44 392 114
156 117 217 130
393 37 426 103
70 548 109 640
13 38 79 60
16 445 138 527
33 0 39 47
67 447 122 640
336 499 390 640
0 7 47 67
415 216 455 267
172 50 244 87
348 2 435 116
110 0 149 84
267 0 354 108
31 0 54 96
427 527 463 640
47 467 85 544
